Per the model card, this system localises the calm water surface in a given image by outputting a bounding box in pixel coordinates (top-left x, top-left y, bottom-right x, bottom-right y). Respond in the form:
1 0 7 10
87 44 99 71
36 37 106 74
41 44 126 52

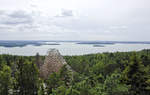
0 42 150 56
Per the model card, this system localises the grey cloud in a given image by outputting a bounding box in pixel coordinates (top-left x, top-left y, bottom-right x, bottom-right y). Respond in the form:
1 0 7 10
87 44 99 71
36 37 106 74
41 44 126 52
61 9 73 17
55 9 74 17
0 10 6 15
0 10 37 36
0 10 33 25
2 19 32 25
8 11 31 18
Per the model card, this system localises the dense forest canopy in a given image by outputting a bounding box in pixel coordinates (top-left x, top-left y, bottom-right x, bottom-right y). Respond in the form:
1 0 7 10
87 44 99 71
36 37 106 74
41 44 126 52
0 49 150 95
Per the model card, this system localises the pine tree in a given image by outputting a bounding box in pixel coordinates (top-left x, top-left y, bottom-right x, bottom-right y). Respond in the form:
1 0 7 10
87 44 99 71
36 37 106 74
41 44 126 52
0 65 13 95
16 58 40 95
35 53 43 69
122 53 150 95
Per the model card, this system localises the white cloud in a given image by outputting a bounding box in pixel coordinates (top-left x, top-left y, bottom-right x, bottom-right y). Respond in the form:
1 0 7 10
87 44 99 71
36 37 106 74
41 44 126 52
0 0 150 41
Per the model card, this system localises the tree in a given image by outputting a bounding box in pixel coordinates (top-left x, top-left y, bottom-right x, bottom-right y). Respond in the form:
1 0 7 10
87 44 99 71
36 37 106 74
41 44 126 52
38 79 46 95
104 73 129 95
16 58 39 95
75 80 91 95
65 87 80 95
59 65 72 86
35 53 43 69
122 53 150 95
46 72 62 95
0 65 13 95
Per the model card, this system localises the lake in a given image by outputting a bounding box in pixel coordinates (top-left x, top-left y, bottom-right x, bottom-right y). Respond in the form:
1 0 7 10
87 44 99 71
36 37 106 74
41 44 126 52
0 42 150 56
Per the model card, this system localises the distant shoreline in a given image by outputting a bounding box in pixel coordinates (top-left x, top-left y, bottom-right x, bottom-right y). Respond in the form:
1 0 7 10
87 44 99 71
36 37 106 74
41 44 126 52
0 41 60 47
0 40 150 48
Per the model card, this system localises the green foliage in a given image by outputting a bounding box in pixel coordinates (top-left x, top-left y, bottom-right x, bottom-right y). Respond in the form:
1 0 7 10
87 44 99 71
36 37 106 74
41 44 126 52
46 72 62 94
0 65 13 95
0 49 150 95
38 79 46 95
104 73 129 95
15 58 40 95
46 65 72 94
122 53 150 95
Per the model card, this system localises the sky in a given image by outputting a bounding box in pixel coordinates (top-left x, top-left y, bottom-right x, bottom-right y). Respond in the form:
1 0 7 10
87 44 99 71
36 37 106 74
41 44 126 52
0 0 150 41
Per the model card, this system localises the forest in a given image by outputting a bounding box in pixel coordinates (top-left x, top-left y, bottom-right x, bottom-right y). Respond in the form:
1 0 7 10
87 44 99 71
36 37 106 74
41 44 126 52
0 49 150 95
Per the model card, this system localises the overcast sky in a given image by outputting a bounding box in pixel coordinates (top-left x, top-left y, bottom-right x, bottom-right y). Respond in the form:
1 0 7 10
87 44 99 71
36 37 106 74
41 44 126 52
0 0 150 41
